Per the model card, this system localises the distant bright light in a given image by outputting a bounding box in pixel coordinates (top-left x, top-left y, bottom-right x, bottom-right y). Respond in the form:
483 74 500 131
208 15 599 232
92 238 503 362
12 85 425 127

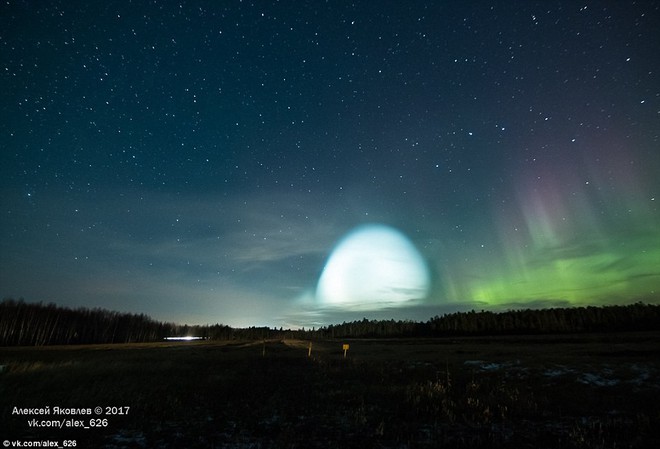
316 224 430 310
164 336 205 341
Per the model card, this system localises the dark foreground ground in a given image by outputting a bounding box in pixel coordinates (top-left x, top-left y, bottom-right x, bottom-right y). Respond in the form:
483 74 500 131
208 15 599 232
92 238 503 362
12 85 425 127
1 332 659 448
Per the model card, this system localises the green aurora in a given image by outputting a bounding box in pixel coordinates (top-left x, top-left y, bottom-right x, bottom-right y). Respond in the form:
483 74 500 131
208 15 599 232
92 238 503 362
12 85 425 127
432 151 659 309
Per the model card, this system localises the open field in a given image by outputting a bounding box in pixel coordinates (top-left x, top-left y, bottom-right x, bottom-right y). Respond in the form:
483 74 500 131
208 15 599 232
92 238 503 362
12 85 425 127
1 333 660 448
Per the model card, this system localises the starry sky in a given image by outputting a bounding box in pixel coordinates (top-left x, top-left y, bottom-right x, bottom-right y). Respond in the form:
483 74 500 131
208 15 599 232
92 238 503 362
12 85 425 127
1 1 659 328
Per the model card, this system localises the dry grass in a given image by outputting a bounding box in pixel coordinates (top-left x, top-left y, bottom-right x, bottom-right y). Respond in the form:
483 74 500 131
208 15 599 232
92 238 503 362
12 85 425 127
1 333 659 448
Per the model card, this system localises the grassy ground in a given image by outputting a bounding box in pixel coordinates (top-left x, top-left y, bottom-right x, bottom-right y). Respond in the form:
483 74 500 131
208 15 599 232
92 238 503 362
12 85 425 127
1 333 659 448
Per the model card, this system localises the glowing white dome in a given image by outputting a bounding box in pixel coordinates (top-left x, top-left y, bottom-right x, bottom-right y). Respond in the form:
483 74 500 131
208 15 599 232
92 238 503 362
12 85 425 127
316 224 430 310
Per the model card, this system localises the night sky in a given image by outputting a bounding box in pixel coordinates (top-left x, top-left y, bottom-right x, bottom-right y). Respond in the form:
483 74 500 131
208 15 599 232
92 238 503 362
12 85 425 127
2 1 659 328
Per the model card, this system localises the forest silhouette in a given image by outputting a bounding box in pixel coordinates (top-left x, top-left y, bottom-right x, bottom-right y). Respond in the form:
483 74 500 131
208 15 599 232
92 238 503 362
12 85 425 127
2 298 658 346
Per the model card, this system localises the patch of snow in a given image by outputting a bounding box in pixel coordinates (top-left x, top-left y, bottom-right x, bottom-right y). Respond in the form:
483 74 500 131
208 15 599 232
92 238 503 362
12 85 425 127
543 365 576 378
105 429 148 448
578 372 619 387
629 363 658 387
463 360 485 366
463 360 520 372
480 362 504 371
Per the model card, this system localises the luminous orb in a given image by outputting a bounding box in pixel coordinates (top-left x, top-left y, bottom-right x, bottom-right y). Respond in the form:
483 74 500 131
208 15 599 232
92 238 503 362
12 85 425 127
316 224 430 310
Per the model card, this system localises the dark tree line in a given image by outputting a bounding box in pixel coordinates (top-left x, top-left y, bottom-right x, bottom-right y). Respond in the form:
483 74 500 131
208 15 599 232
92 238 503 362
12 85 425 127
0 298 283 346
0 298 177 346
426 303 660 335
1 297 659 346
316 302 660 338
